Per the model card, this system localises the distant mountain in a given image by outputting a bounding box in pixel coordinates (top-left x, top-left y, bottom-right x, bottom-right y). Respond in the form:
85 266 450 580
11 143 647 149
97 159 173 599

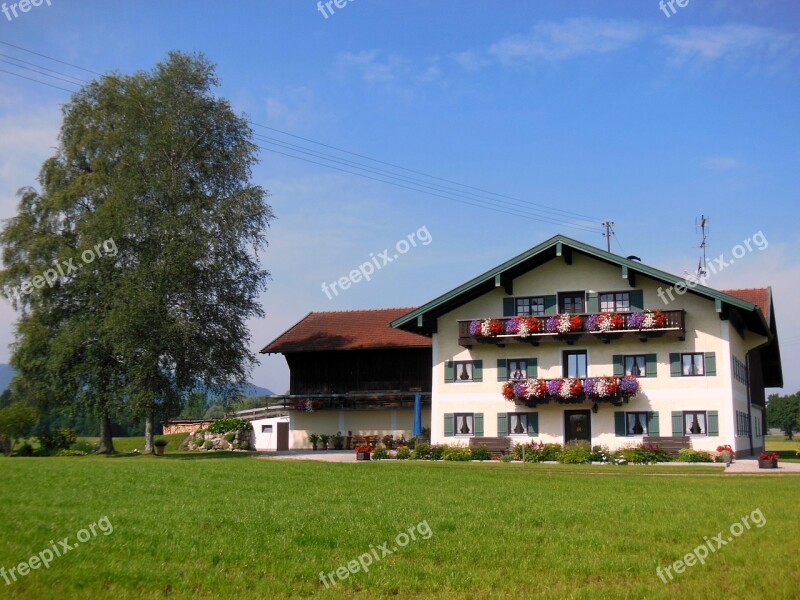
0 364 15 392
0 363 273 397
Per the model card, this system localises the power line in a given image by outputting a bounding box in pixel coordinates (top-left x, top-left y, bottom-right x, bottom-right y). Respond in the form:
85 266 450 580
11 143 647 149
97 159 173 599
0 40 607 234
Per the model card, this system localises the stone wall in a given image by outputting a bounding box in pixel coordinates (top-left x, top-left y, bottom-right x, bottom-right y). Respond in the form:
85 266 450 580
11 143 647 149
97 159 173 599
185 428 253 451
163 420 215 435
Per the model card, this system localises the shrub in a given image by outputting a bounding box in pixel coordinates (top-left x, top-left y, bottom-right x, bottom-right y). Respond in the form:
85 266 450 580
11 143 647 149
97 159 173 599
430 445 446 461
499 454 514 463
372 445 389 460
442 446 472 461
203 441 214 450
678 448 715 463
38 428 78 452
207 418 250 434
396 446 411 460
55 449 87 457
331 432 345 450
17 443 34 457
70 441 95 454
239 440 250 451
470 444 491 461
512 441 562 463
557 441 592 464
630 442 670 464
224 432 236 443
412 441 431 460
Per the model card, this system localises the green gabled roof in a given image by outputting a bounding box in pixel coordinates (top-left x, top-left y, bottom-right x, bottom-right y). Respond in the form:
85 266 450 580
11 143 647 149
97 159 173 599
390 234 770 337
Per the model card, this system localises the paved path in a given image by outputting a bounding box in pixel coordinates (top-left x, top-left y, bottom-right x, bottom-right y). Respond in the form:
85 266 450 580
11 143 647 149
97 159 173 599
723 457 800 474
257 450 357 462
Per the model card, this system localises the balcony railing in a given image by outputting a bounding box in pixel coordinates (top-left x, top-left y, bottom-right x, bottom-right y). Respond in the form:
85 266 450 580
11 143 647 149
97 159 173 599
458 309 685 347
502 376 638 407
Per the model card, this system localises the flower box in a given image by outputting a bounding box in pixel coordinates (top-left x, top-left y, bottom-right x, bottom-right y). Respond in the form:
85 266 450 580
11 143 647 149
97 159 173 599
758 458 777 469
356 451 371 461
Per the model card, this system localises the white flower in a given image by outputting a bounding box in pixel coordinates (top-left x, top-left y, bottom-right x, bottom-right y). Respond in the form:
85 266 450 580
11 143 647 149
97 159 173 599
480 320 491 336
642 312 656 329
517 320 530 337
557 313 572 334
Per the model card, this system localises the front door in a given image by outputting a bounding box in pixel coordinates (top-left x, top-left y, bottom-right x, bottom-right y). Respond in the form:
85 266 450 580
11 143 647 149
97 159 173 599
565 410 591 444
277 422 289 451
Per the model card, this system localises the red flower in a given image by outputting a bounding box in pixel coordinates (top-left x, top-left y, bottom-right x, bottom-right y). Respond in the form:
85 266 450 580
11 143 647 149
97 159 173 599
569 315 583 331
354 445 372 454
502 382 515 400
526 316 543 332
653 310 667 328
759 452 779 461
610 313 625 330
488 319 505 336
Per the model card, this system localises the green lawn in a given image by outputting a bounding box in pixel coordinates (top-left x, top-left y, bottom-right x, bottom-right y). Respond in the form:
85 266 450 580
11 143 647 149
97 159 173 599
765 434 800 451
0 456 798 599
77 433 188 454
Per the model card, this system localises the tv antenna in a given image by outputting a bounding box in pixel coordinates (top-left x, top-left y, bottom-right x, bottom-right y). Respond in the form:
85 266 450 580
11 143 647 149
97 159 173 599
696 215 709 278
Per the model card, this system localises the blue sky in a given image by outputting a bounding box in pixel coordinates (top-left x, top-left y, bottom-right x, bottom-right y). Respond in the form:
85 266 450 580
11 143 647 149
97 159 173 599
0 0 798 394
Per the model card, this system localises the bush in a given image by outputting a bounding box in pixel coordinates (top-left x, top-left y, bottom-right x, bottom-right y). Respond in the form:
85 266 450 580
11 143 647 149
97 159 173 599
203 441 214 450
430 445 446 461
207 418 250 434
396 446 411 460
442 446 472 461
412 441 431 460
470 444 491 461
331 432 345 450
193 431 205 445
372 445 389 460
38 428 78 452
512 442 562 463
70 441 95 454
239 440 250 451
678 448 715 463
557 441 592 464
224 432 236 443
17 443 34 457
631 442 670 464
55 449 87 457
499 454 514 463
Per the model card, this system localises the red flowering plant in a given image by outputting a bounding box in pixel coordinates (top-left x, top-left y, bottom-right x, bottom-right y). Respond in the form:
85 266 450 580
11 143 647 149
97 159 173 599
652 310 667 328
354 445 372 454
759 452 779 461
716 445 733 453
501 381 516 400
569 315 583 332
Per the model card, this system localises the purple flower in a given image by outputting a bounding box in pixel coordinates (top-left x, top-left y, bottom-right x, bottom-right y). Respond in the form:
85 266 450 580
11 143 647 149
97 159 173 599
628 312 646 329
546 379 562 396
619 377 639 395
583 378 596 396
546 315 560 333
513 381 526 398
586 314 599 331
469 320 481 336
505 317 520 334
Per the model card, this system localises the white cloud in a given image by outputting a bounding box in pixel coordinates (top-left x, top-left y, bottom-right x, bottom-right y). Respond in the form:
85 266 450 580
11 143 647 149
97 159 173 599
261 86 317 130
661 24 798 70
703 156 744 171
485 18 645 65
335 50 405 84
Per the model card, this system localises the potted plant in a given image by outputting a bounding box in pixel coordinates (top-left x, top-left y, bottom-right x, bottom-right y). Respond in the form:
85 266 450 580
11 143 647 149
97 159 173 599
396 435 408 447
153 439 168 456
345 430 353 450
382 434 394 450
354 444 372 461
332 431 345 450
716 445 734 466
308 433 320 451
758 451 779 469
320 433 331 451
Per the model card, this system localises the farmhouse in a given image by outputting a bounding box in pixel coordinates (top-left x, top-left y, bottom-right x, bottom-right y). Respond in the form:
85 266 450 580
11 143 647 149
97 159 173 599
254 308 432 450
391 234 781 456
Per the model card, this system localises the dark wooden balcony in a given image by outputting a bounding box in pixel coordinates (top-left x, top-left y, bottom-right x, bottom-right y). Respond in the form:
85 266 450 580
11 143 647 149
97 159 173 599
458 310 685 348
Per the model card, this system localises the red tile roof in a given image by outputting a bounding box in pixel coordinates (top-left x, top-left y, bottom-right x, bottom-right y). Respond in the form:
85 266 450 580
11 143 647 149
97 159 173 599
260 308 430 354
721 287 770 322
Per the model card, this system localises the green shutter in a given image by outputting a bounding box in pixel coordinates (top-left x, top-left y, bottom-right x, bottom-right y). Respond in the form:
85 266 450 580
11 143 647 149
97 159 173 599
497 359 508 382
528 358 538 378
527 413 539 436
444 413 454 437
473 360 483 382
474 413 484 436
586 292 599 313
671 411 684 436
497 413 507 437
614 412 626 437
613 355 624 377
444 361 454 383
648 412 660 436
645 354 658 377
544 295 557 315
630 290 644 311
707 411 718 436
670 353 681 377
503 297 515 317
704 352 716 376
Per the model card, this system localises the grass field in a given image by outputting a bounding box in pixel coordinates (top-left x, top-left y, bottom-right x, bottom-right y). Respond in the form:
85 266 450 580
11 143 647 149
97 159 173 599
1 452 799 599
765 434 800 451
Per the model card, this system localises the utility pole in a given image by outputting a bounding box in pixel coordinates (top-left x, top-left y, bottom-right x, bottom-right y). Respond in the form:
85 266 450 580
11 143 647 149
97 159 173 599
602 221 614 253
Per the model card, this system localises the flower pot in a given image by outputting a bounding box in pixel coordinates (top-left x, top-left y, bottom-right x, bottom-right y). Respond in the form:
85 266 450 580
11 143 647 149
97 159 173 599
154 445 165 456
356 451 371 461
345 437 352 450
312 444 318 451
758 459 778 469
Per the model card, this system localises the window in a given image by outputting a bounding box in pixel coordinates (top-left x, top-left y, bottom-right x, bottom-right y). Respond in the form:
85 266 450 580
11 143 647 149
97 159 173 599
508 413 530 435
515 296 545 316
559 292 585 314
684 411 707 435
626 412 649 436
736 410 751 437
261 425 273 434
733 356 748 385
681 353 705 376
454 413 474 436
625 355 647 377
563 350 587 379
509 359 528 380
454 361 474 382
600 292 631 312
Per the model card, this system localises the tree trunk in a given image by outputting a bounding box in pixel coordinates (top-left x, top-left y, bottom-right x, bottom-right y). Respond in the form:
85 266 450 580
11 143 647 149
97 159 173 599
144 408 154 455
97 412 115 454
